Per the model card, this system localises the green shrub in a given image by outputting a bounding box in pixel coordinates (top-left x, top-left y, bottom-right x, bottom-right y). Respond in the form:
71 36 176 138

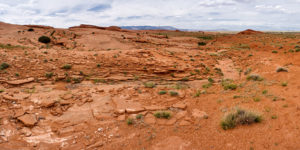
281 82 288 87
38 36 51 44
154 111 171 119
221 79 237 90
126 118 133 125
276 67 288 72
136 114 143 119
45 72 53 78
0 62 9 70
169 91 178 96
158 90 167 95
221 108 262 130
62 64 72 70
272 50 278 53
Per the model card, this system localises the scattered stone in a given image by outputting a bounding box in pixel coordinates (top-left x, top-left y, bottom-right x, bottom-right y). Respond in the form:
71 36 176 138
14 109 25 118
20 127 32 137
18 114 38 127
40 99 57 107
61 93 73 100
2 95 20 101
192 109 208 119
6 78 35 85
126 107 145 114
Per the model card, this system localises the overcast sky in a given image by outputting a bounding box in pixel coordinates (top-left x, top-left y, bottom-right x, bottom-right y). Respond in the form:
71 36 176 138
0 0 300 31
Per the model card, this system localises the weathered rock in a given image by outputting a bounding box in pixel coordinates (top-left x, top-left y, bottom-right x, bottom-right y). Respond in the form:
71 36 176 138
2 95 20 101
144 114 156 124
179 120 191 126
172 102 187 109
14 109 25 118
40 99 57 107
117 114 126 121
6 78 35 85
192 109 208 119
175 111 187 119
144 106 167 111
126 107 145 114
20 127 32 137
18 114 37 126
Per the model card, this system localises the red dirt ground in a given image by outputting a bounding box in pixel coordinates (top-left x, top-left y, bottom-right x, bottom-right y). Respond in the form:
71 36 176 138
0 22 300 150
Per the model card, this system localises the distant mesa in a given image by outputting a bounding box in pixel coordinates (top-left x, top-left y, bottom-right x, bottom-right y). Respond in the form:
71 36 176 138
25 25 54 29
120 26 178 31
238 29 263 35
69 24 123 31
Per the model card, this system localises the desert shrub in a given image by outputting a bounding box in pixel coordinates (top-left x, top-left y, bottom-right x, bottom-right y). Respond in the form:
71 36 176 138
27 28 34 32
247 74 264 81
198 42 206 46
221 79 237 90
272 50 278 53
45 72 53 78
62 64 72 70
221 108 262 130
153 111 171 119
136 114 143 119
158 90 167 95
0 62 9 70
281 82 288 87
276 67 288 72
169 91 178 96
126 118 133 125
144 82 156 88
38 36 51 44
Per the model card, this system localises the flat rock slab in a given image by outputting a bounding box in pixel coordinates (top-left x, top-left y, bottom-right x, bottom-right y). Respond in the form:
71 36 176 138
18 114 37 126
192 109 208 119
6 77 35 85
216 59 239 80
152 136 191 150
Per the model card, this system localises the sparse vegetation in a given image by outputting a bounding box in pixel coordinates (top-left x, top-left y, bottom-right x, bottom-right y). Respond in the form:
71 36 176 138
221 79 237 90
221 108 262 130
158 90 167 95
247 74 264 81
281 81 288 87
144 82 156 88
45 72 53 78
169 91 179 96
62 64 72 70
126 118 134 125
154 111 171 119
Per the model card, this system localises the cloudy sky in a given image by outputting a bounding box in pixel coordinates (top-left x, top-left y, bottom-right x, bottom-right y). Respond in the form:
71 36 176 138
0 0 299 30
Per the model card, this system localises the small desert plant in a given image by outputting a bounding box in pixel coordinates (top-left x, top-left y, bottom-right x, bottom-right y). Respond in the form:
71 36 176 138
38 36 51 44
0 89 4 93
62 64 72 70
272 50 278 53
221 108 262 130
144 82 156 88
154 111 171 119
136 114 143 119
221 79 237 90
0 62 9 70
158 90 167 95
202 83 212 89
126 118 134 125
247 74 264 81
253 97 261 102
262 90 268 95
45 72 53 78
276 67 288 72
281 81 288 87
169 91 178 96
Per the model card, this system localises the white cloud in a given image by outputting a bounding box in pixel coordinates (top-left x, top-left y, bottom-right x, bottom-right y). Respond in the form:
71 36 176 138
0 0 300 30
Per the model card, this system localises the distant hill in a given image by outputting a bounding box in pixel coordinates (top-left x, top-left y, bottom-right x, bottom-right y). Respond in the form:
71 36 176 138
120 26 178 30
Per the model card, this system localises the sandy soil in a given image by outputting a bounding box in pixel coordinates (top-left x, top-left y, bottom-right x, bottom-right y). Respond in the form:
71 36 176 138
0 22 300 150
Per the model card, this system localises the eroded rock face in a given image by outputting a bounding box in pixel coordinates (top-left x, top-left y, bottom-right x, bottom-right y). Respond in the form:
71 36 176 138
6 78 35 85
